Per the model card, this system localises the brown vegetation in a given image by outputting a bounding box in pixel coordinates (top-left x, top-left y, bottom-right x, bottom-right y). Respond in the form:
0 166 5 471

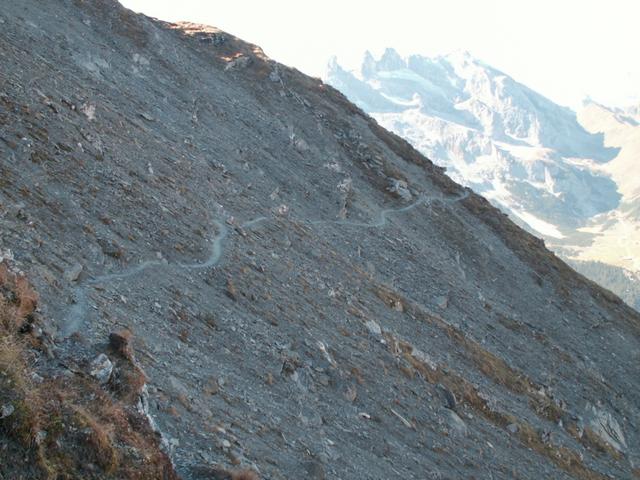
0 262 177 479
582 426 624 460
198 466 261 480
230 469 260 480
375 282 623 480
390 333 610 480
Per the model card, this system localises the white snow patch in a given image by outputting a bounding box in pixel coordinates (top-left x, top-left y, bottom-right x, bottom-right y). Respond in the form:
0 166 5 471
377 69 447 98
511 210 565 239
379 92 421 107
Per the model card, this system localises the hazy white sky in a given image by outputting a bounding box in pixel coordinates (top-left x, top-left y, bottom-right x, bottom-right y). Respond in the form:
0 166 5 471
120 0 639 109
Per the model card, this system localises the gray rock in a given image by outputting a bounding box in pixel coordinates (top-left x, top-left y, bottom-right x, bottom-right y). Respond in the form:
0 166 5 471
139 112 156 122
583 403 627 453
294 137 310 152
89 353 113 384
304 460 325 479
63 263 83 282
34 430 47 445
199 33 226 46
0 404 15 419
224 55 251 71
316 373 330 386
387 177 412 201
444 409 468 437
269 66 281 83
435 295 449 309
365 319 382 335
437 384 457 410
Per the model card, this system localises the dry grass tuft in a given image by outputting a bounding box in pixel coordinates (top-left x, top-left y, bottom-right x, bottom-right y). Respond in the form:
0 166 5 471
374 286 404 312
109 328 134 360
529 396 564 424
203 466 261 480
230 469 261 480
109 360 148 404
15 275 38 319
582 427 623 460
0 263 37 332
375 280 625 469
0 263 178 480
226 277 238 301
72 405 119 473
385 327 611 480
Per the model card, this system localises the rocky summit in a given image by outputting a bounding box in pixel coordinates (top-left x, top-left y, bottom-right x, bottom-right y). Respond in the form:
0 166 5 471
1 1 640 479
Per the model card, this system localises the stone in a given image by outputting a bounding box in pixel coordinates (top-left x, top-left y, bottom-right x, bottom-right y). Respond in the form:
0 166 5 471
437 384 457 410
89 353 113 384
275 204 289 216
294 138 309 152
445 409 468 437
304 460 326 479
199 33 226 46
34 430 47 445
583 404 627 453
435 295 448 309
365 319 382 335
507 423 519 433
392 300 404 312
345 385 357 402
387 178 412 201
269 65 281 83
80 103 96 121
0 404 15 419
281 354 301 376
63 263 83 282
316 373 330 386
390 408 413 429
224 55 251 71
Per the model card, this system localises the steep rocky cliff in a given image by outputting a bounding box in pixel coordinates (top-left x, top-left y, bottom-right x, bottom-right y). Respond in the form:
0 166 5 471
1 1 639 479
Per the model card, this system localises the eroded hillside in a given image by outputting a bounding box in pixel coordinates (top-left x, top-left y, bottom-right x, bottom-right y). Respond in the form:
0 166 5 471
1 1 640 479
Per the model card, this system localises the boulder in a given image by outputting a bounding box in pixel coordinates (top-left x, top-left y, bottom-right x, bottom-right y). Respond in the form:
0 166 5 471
387 178 412 201
89 353 113 384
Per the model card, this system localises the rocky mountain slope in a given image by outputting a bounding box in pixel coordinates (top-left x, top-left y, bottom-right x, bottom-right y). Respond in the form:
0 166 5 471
1 1 640 479
326 50 640 310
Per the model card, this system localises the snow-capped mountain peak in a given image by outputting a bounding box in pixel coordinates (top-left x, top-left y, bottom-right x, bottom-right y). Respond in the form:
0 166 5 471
326 51 620 229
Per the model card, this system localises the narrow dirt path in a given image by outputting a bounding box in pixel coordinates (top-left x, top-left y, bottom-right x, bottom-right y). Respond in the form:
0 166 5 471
310 189 469 228
59 190 469 338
